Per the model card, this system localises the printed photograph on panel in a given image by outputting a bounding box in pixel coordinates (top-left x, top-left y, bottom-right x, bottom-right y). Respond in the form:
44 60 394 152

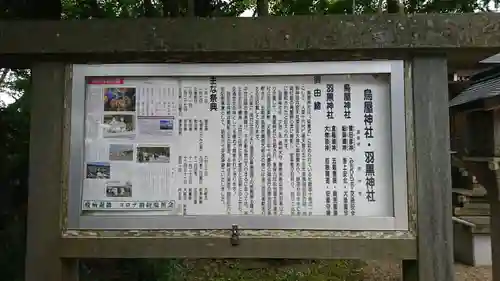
104 87 136 112
102 114 135 138
86 162 111 179
105 181 132 197
159 118 174 131
137 146 170 163
137 116 175 137
109 144 134 161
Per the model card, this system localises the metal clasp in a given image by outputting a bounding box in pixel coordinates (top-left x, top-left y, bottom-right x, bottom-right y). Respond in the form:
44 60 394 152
230 224 240 246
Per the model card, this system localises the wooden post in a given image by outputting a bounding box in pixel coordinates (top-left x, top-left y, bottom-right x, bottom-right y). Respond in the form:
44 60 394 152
25 63 78 281
186 0 195 17
404 57 454 281
490 166 500 280
489 110 500 280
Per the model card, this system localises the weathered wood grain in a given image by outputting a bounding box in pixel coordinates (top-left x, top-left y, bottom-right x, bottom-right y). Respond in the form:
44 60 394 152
410 56 454 281
25 63 78 281
59 236 416 259
1 14 500 67
405 60 418 235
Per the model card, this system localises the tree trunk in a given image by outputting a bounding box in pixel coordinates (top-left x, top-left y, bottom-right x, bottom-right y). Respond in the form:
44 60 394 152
256 0 269 16
80 0 103 18
187 0 195 16
25 0 62 19
194 0 213 17
387 0 404 13
377 0 384 13
162 0 179 17
143 0 156 17
0 69 9 87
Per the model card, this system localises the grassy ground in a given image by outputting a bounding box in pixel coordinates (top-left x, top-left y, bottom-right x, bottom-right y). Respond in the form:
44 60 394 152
69 259 499 281
81 259 366 281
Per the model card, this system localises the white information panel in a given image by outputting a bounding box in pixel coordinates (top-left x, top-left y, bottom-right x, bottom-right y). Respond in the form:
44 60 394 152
82 74 393 217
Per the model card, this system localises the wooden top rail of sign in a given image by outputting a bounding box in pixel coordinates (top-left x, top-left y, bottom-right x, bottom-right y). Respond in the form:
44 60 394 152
1 13 500 67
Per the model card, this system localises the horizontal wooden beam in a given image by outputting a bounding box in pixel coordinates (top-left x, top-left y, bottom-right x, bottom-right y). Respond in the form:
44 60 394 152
59 237 416 259
1 14 500 67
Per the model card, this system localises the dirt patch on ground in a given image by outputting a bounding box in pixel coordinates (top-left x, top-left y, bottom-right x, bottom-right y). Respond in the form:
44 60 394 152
362 261 492 281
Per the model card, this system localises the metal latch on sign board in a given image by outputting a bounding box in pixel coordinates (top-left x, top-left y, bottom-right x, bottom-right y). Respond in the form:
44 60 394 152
230 224 240 246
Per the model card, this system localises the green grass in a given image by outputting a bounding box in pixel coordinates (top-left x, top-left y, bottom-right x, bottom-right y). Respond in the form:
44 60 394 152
81 259 366 281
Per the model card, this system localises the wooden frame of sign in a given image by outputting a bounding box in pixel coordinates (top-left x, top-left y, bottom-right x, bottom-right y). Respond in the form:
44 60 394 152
5 13 500 281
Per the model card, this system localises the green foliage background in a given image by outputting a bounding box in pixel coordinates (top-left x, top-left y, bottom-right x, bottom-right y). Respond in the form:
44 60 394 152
0 0 497 280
